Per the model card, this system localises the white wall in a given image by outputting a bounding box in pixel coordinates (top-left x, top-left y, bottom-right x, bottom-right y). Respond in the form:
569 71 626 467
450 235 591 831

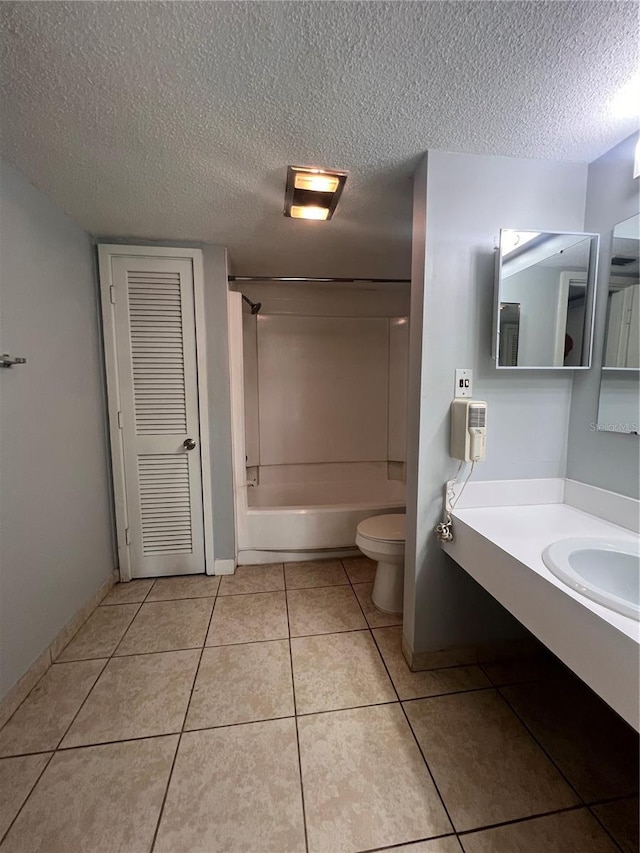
388 317 409 462
257 315 389 465
237 281 410 481
566 133 640 498
201 246 236 559
405 150 588 657
0 160 115 699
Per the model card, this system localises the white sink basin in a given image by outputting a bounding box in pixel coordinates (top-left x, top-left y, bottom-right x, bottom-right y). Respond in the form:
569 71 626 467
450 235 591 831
542 538 640 621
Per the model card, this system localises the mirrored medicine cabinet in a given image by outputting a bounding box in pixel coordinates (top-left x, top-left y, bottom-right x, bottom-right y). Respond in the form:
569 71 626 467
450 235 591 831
597 213 640 435
493 230 599 369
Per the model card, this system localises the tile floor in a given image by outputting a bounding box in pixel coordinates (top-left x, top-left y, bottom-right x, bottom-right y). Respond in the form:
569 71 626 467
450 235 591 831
0 557 638 853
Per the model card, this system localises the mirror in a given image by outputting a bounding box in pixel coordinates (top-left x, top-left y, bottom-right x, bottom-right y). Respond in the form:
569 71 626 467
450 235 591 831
602 214 639 369
493 230 599 368
597 214 639 435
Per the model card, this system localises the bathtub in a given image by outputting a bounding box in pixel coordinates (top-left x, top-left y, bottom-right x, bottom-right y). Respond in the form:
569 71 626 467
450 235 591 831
237 478 405 555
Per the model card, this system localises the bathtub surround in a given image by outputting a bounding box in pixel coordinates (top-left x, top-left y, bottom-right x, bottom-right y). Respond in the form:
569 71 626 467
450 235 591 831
567 132 640 499
405 150 589 664
0 160 115 703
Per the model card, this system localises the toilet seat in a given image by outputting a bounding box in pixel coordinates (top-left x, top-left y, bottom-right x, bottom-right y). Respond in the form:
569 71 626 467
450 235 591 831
357 513 406 543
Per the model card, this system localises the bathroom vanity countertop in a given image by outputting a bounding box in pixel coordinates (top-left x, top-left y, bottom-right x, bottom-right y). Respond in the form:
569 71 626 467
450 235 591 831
443 502 639 729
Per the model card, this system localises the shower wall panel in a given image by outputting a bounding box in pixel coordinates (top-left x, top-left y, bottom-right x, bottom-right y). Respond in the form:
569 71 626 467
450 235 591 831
257 315 389 465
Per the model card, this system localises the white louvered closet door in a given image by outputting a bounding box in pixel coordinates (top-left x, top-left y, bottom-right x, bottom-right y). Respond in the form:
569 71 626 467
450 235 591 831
112 256 205 577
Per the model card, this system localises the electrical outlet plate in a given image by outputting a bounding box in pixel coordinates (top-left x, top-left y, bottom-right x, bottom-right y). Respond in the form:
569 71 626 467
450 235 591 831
455 369 473 398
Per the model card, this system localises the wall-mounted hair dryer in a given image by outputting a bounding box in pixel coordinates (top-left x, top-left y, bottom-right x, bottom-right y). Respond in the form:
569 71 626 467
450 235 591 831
450 400 487 462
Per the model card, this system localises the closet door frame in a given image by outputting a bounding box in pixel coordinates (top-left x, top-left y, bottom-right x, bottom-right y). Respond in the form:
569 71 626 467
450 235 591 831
98 244 214 581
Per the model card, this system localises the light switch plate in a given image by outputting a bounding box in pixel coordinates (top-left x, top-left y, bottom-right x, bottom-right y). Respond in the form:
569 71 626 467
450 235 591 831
455 369 473 398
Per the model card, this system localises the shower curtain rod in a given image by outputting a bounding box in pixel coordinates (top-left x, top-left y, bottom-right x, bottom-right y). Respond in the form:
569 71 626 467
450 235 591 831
228 275 411 283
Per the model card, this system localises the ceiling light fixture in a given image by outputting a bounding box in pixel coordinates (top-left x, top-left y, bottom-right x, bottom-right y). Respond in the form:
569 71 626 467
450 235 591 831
293 172 340 193
284 165 347 221
610 74 640 120
290 205 330 220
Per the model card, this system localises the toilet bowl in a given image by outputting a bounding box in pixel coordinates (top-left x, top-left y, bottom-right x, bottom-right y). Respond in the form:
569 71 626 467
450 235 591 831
355 513 406 615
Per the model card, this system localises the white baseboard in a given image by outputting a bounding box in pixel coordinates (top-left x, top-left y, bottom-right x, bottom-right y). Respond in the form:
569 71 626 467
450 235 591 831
238 547 361 565
213 558 236 575
0 568 119 729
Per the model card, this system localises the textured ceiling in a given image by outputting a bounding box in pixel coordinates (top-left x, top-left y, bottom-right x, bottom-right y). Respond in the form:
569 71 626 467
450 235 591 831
1 1 638 277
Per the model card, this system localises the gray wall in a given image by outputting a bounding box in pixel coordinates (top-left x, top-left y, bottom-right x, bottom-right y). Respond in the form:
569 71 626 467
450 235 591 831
0 160 115 699
566 133 640 498
405 150 588 656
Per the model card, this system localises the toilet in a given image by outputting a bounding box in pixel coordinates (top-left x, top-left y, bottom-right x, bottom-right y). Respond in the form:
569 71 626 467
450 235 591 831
355 513 406 615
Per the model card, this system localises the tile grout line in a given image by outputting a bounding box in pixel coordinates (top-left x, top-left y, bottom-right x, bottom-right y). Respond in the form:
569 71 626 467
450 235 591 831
28 681 578 751
56 600 143 664
0 583 157 763
49 581 160 745
2 568 635 850
358 830 463 853
588 804 637 853
149 584 219 853
346 563 460 839
0 750 57 846
490 676 591 804
283 563 311 853
454 801 617 838
344 559 465 845
491 677 627 853
0 584 148 845
0 577 212 850
346 562 632 848
587 801 629 851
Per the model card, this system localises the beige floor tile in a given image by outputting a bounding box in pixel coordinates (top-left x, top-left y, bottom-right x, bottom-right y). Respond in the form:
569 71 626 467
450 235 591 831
185 640 294 729
61 650 200 748
341 555 376 584
353 582 403 628
115 597 214 655
1 736 178 853
291 630 396 714
404 690 578 832
0 752 51 839
146 574 221 601
298 704 451 853
386 840 462 853
592 797 640 853
206 591 289 646
56 604 139 661
154 719 306 853
287 585 366 637
285 558 349 589
101 579 154 605
374 627 489 700
218 562 284 595
501 678 639 802
0 660 105 757
460 808 619 853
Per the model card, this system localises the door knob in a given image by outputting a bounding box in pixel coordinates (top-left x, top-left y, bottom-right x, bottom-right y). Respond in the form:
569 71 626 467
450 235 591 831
183 438 196 451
